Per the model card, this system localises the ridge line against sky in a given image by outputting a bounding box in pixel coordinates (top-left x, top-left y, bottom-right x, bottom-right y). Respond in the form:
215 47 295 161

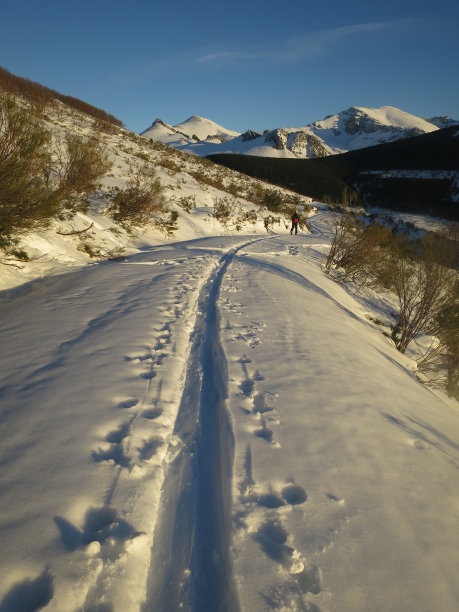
1 0 458 133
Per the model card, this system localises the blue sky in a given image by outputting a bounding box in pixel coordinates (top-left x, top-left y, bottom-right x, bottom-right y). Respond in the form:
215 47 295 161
1 0 458 133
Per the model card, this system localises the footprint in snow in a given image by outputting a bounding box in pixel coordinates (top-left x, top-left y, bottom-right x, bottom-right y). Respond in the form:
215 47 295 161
240 378 255 397
254 416 274 443
254 518 294 568
254 518 322 601
92 422 131 468
282 484 307 505
54 506 141 553
138 437 163 461
253 392 274 414
117 398 139 410
0 569 54 612
243 482 307 509
92 444 130 468
141 407 163 420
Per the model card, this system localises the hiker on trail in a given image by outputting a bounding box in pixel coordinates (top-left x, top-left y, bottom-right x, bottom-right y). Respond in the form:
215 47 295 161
290 212 299 235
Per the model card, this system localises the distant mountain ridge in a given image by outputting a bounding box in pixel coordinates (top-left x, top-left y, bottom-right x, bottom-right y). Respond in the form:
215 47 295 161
208 125 459 220
140 106 459 160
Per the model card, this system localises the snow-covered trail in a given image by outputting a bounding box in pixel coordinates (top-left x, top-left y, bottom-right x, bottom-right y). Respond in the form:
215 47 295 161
0 232 458 612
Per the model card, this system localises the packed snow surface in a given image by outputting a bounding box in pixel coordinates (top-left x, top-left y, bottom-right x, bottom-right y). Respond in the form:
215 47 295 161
0 213 457 612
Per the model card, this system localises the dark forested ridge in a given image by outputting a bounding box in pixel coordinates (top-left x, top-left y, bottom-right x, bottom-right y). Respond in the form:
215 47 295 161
208 126 459 219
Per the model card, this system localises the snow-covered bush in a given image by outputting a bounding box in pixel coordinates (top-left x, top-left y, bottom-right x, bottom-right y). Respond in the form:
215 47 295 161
0 95 113 251
108 164 167 228
54 133 111 214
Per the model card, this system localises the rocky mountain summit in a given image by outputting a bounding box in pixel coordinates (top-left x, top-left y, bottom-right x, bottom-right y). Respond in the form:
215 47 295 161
425 115 459 129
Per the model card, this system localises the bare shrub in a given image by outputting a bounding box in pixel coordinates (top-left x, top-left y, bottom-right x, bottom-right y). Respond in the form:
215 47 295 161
54 134 111 213
390 233 457 355
0 94 61 250
226 181 240 196
159 210 179 236
213 197 232 223
242 209 257 224
325 209 458 394
108 164 167 227
189 169 224 190
325 210 361 269
325 210 392 285
413 278 458 397
341 185 359 207
178 195 196 213
158 157 180 172
264 214 281 231
442 222 459 269
92 117 120 135
262 189 284 212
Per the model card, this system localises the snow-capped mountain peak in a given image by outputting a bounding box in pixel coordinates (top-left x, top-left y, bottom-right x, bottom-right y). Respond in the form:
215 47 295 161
303 105 439 154
141 115 240 145
312 105 436 132
140 105 456 160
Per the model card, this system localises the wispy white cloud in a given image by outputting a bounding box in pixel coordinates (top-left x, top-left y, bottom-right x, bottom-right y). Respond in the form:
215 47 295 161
279 20 414 61
196 19 418 67
197 50 267 67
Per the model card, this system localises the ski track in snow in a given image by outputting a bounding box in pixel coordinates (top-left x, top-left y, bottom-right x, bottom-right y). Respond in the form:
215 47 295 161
143 237 267 612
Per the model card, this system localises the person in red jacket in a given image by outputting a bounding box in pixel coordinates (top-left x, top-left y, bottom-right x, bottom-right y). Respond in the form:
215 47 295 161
290 212 299 235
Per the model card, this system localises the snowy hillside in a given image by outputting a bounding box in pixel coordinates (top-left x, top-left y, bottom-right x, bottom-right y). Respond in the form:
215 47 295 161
140 106 447 159
0 101 310 294
1 96 458 612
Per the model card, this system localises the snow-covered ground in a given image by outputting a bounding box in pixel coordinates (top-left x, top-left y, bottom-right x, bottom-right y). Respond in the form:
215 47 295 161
0 209 458 612
0 98 458 612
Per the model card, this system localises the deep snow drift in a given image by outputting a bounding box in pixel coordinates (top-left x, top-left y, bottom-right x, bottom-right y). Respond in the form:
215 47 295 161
0 211 458 612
